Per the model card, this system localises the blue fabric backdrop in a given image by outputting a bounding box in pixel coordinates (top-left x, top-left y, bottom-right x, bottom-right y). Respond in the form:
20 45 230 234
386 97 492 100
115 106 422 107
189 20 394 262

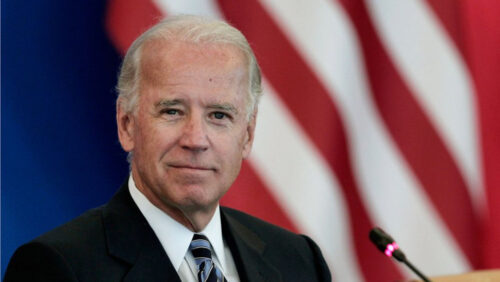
1 0 129 275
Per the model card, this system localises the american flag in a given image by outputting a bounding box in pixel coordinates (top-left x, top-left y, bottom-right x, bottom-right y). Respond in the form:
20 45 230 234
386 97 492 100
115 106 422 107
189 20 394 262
106 0 500 281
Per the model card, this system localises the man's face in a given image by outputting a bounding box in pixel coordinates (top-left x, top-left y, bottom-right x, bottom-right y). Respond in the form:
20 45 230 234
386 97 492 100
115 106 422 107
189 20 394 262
117 39 255 221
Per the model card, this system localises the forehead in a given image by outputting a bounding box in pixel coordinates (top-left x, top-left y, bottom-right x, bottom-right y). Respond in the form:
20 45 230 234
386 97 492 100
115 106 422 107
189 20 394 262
139 39 247 86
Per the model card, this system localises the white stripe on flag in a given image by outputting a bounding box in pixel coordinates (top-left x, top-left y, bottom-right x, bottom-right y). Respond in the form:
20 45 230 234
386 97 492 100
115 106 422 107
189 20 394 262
251 81 364 282
365 0 483 211
153 0 222 18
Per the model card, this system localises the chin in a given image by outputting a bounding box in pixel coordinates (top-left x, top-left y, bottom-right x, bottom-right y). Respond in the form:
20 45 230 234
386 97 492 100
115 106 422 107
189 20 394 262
174 189 219 207
175 198 218 214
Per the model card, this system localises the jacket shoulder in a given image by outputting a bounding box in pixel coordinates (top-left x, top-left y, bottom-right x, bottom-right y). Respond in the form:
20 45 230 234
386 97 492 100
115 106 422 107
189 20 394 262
221 206 318 253
35 206 106 251
5 206 127 282
221 206 332 281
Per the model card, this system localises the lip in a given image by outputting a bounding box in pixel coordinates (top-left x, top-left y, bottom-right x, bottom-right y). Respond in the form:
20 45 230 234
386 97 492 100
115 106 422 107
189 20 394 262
168 163 215 171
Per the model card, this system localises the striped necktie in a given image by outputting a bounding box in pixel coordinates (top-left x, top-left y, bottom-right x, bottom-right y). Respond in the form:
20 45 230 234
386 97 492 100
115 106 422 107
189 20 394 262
189 234 228 282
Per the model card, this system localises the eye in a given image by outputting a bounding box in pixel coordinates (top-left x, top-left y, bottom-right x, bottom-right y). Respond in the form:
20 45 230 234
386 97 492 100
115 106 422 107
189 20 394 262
212 112 227 120
165 109 179 115
159 108 184 120
160 108 183 116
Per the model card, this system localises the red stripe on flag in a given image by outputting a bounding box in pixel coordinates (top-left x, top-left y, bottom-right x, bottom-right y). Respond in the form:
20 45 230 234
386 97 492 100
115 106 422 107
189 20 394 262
217 0 403 280
425 0 466 57
338 0 479 267
463 0 500 268
105 0 163 55
221 161 299 233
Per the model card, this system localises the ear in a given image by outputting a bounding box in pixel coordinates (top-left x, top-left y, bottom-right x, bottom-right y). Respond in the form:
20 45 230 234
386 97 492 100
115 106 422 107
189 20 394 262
116 103 135 152
242 109 258 159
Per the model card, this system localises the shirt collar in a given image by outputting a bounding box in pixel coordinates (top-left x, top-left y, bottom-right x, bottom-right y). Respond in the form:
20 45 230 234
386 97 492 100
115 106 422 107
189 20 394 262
128 175 226 271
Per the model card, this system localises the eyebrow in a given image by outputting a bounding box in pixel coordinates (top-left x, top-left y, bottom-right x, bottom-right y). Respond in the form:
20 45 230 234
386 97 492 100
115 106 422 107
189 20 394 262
208 103 239 115
155 99 184 108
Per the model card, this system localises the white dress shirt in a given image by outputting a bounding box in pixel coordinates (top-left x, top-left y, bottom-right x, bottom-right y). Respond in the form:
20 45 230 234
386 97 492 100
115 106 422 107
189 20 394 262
128 176 240 282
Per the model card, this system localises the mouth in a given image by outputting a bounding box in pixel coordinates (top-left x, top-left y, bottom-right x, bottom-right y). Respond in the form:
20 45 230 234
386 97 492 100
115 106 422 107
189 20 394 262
168 163 216 172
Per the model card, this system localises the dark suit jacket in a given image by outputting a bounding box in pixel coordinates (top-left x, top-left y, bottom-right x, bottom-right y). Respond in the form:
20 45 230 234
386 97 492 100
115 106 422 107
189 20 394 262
5 182 331 282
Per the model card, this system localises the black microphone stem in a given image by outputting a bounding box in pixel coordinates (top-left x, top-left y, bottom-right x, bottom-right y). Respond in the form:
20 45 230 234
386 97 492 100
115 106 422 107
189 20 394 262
402 258 432 282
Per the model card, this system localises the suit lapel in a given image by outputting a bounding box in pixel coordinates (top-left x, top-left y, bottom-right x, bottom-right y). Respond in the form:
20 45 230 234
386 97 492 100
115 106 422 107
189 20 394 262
122 243 180 282
102 182 181 282
222 209 282 282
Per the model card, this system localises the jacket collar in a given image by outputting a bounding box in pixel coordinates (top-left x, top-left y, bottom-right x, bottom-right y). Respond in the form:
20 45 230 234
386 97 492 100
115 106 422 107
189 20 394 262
102 182 181 282
222 208 282 282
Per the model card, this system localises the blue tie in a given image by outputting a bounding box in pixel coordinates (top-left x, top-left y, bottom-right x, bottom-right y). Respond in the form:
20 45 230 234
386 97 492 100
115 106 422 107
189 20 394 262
189 234 228 282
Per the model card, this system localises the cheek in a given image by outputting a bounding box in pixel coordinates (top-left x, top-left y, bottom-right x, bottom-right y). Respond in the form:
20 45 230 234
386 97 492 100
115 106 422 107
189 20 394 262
133 122 168 159
218 131 248 163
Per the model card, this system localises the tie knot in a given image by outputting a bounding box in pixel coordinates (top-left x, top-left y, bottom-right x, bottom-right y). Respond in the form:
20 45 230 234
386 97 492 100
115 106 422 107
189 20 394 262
189 234 227 282
190 234 213 260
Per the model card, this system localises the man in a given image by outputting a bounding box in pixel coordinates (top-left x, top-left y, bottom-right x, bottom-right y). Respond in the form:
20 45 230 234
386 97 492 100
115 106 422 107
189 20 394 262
5 15 331 282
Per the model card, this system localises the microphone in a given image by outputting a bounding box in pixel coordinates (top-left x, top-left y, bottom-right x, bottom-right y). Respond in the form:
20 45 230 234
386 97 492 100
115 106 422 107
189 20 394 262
369 227 432 282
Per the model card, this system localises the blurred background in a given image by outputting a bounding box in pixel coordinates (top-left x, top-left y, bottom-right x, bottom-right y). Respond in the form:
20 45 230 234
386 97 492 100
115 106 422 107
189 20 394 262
2 0 500 281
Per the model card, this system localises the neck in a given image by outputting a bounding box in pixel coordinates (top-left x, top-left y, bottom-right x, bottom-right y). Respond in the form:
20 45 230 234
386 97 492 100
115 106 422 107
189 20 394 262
180 207 217 232
130 170 217 232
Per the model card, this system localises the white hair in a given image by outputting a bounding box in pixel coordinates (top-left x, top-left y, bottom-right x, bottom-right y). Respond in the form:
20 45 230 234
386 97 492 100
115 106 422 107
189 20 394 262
116 14 262 120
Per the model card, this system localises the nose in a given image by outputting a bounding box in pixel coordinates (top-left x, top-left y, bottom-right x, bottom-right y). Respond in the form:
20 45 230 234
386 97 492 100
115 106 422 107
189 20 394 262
179 114 209 152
